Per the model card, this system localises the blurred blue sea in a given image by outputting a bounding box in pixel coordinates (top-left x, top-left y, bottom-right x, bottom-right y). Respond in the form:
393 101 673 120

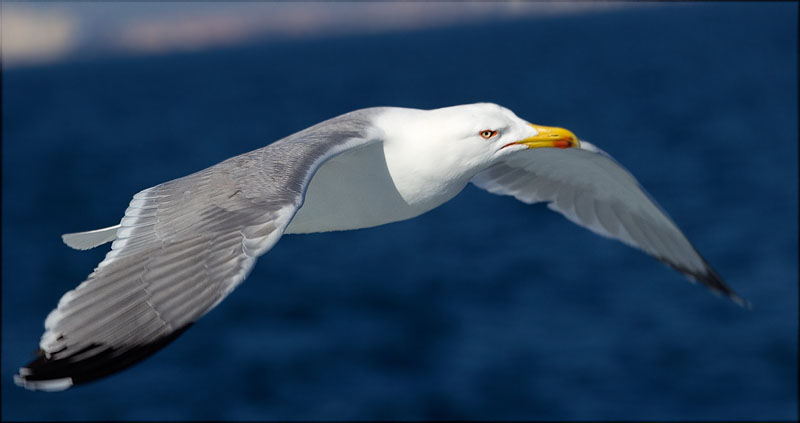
2 3 797 420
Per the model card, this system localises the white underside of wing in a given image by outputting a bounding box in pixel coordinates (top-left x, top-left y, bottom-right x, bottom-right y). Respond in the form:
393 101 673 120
285 142 438 234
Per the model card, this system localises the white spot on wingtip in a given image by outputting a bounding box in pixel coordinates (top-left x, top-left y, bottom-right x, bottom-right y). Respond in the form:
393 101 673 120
14 374 73 392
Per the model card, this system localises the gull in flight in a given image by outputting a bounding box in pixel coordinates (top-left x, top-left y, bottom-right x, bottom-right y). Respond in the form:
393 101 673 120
15 103 746 391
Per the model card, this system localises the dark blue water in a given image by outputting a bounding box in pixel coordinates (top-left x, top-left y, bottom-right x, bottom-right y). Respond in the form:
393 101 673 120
2 3 797 420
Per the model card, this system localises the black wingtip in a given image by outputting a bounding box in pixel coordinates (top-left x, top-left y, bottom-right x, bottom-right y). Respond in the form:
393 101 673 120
658 256 751 309
15 324 193 391
699 265 752 310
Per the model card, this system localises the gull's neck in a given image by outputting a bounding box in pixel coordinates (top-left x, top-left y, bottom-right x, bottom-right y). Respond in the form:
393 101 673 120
376 108 485 210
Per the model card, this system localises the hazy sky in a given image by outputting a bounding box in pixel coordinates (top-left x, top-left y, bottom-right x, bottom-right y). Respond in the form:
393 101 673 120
2 2 653 68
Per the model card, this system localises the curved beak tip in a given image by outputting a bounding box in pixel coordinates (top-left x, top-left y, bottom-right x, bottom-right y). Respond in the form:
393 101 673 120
511 123 580 150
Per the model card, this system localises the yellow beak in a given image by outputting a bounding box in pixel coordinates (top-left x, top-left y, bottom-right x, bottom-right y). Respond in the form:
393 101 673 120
504 123 580 149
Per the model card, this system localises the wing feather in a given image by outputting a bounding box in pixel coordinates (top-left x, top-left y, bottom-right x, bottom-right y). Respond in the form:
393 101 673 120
472 142 746 306
16 108 383 391
62 225 121 250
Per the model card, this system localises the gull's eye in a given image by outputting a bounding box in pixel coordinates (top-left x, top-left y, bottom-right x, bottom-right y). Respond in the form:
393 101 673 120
480 129 497 139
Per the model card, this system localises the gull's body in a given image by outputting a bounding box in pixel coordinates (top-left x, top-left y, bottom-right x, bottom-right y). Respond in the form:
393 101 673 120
16 103 745 392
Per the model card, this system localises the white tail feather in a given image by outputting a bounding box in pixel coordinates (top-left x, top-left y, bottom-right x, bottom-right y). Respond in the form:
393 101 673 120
62 224 120 250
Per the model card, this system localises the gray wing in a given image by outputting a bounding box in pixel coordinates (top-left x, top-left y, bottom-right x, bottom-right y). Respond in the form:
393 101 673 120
15 108 383 391
472 141 747 306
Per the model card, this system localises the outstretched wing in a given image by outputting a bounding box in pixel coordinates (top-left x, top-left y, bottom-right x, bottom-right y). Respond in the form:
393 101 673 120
15 109 383 391
471 141 747 306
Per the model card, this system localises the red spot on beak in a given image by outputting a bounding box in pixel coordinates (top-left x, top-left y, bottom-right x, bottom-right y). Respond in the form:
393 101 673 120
553 140 572 148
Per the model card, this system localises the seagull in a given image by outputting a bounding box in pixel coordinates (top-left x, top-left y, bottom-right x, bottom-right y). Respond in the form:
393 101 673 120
15 103 746 391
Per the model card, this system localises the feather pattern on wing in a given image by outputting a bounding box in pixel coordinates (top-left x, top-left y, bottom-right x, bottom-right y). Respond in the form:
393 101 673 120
472 141 746 306
15 108 384 391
